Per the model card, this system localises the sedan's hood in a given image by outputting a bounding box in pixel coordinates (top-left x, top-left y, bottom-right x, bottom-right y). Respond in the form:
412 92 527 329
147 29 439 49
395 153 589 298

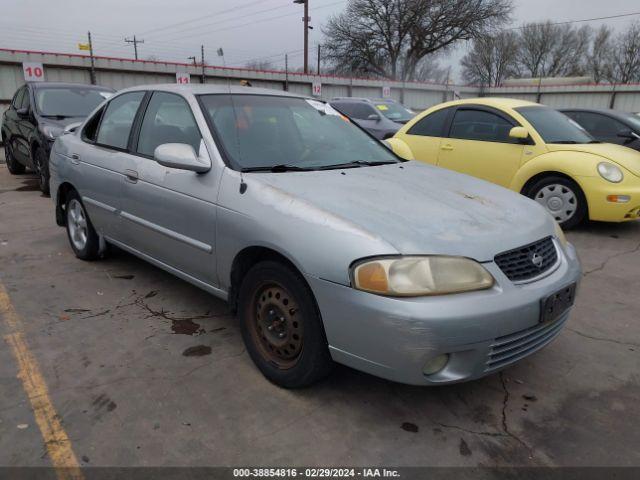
253 161 554 262
547 143 640 176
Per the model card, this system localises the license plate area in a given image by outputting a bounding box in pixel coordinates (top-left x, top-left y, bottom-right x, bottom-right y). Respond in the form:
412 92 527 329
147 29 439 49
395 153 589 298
540 283 576 324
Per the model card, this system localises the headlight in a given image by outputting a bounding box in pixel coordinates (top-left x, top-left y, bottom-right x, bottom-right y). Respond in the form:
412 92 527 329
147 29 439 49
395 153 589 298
42 125 64 140
352 256 494 297
597 162 623 183
554 222 568 248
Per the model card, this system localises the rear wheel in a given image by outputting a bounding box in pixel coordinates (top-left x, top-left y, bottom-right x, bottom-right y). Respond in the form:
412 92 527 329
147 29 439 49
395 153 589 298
35 147 50 195
65 191 99 260
238 261 333 388
526 175 587 229
4 141 26 174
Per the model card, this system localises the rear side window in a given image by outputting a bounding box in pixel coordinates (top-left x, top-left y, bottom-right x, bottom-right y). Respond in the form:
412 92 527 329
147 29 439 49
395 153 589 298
449 109 514 143
96 92 145 150
408 108 450 137
333 102 377 120
136 92 201 157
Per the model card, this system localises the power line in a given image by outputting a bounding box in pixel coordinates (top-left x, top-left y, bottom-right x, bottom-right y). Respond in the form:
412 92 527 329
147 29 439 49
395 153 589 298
507 11 640 30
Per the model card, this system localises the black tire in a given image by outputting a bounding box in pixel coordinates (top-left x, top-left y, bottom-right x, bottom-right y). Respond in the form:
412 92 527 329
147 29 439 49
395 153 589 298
65 190 100 260
35 147 50 196
238 260 333 388
4 141 26 175
525 175 587 229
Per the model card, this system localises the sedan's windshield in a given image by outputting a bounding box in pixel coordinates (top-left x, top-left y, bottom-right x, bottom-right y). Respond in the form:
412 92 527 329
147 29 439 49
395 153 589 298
198 94 400 171
35 88 112 117
374 102 414 122
516 106 594 144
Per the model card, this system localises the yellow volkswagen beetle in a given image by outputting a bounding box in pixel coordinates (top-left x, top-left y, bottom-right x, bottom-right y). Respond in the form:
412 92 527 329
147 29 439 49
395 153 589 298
390 98 640 228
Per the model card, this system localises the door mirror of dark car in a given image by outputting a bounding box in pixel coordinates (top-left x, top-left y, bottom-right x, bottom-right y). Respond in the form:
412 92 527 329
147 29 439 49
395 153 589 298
154 143 211 173
385 138 415 161
16 107 29 118
509 126 530 141
367 114 381 121
63 122 83 135
617 129 640 141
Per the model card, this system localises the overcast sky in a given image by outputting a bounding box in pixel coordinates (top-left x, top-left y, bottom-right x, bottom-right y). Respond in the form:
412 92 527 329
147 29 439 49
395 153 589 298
0 0 638 80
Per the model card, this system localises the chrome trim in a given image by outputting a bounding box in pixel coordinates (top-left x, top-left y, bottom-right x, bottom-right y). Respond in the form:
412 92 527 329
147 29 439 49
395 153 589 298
119 211 213 254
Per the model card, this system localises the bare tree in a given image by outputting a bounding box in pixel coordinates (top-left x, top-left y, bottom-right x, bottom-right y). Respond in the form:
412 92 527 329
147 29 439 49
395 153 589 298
323 0 512 81
517 21 591 78
244 60 276 71
587 26 614 83
460 30 519 86
610 22 640 83
413 55 449 83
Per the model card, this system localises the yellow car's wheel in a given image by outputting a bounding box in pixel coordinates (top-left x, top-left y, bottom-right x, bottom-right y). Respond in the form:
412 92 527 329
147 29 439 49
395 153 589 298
526 175 587 229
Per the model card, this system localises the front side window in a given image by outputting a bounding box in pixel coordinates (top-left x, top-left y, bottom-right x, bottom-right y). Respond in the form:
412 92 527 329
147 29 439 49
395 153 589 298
82 107 105 143
136 92 202 157
516 106 593 144
449 109 515 143
199 94 399 171
12 87 25 109
20 88 31 111
35 88 112 118
96 91 145 150
407 108 450 137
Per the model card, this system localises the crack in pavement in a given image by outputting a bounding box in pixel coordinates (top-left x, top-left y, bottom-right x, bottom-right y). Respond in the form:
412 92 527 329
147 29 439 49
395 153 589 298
499 372 534 456
583 241 640 277
567 327 639 348
134 296 230 323
433 421 507 438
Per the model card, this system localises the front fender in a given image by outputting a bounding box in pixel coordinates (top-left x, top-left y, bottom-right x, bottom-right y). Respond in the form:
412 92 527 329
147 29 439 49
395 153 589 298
510 151 601 192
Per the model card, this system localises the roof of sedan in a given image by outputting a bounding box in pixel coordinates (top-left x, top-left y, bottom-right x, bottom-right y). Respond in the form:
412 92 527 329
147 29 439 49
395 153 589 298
118 84 307 98
558 107 636 119
29 81 114 91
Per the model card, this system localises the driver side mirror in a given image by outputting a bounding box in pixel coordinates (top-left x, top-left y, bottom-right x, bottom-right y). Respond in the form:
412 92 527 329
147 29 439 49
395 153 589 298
509 126 530 143
154 143 211 173
16 107 29 118
617 129 640 142
367 114 381 122
385 138 415 161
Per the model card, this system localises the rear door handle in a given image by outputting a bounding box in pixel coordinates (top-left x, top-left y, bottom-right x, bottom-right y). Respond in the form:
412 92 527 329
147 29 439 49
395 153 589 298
124 169 139 183
71 153 80 165
441 144 454 151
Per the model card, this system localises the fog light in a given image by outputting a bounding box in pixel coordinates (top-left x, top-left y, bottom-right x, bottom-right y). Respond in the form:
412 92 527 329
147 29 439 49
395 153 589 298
607 195 631 203
423 354 449 375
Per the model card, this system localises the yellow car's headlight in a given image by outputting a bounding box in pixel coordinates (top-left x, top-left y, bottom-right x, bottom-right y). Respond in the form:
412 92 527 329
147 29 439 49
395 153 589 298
352 256 494 297
597 162 623 183
554 221 568 248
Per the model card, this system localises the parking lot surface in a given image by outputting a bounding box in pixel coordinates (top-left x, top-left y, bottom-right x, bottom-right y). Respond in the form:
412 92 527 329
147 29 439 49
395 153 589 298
1 149 639 468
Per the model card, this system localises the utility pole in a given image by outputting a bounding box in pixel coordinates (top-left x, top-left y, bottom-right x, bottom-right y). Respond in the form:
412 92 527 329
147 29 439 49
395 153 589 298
201 45 206 84
125 35 144 60
285 54 289 91
87 31 96 85
293 0 310 74
317 44 321 75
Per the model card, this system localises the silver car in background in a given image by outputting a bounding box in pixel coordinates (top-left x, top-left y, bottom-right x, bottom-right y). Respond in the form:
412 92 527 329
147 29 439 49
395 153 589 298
50 85 581 388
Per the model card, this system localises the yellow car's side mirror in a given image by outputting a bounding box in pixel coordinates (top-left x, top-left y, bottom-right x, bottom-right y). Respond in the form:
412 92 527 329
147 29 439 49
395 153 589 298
509 126 530 140
385 138 415 161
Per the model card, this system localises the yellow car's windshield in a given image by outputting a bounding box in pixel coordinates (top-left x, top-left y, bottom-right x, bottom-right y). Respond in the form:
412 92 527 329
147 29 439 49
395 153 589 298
516 106 595 145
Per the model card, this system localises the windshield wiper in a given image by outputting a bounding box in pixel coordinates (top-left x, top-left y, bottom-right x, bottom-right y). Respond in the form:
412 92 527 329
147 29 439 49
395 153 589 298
40 114 72 120
241 164 316 173
317 160 399 170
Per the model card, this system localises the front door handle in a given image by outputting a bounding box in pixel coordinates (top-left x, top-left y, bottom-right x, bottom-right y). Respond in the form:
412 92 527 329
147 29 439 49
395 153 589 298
441 144 454 151
124 169 139 183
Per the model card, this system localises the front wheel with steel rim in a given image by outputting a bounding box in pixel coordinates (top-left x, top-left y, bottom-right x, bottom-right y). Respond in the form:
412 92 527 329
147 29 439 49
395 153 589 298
238 261 333 388
65 191 99 260
526 175 587 229
4 141 26 174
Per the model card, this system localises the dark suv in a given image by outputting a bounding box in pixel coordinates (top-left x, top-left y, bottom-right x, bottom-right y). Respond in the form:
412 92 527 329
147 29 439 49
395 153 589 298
2 82 114 194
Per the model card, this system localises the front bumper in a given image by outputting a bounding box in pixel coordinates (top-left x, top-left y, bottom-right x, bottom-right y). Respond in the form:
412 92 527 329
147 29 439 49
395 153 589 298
307 241 582 385
577 175 640 222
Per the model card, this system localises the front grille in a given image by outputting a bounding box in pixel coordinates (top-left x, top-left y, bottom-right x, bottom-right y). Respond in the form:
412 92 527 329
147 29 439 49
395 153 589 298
485 314 568 372
494 236 558 282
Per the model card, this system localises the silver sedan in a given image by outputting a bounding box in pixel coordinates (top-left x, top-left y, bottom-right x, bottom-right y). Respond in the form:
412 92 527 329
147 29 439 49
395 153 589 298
50 85 582 387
